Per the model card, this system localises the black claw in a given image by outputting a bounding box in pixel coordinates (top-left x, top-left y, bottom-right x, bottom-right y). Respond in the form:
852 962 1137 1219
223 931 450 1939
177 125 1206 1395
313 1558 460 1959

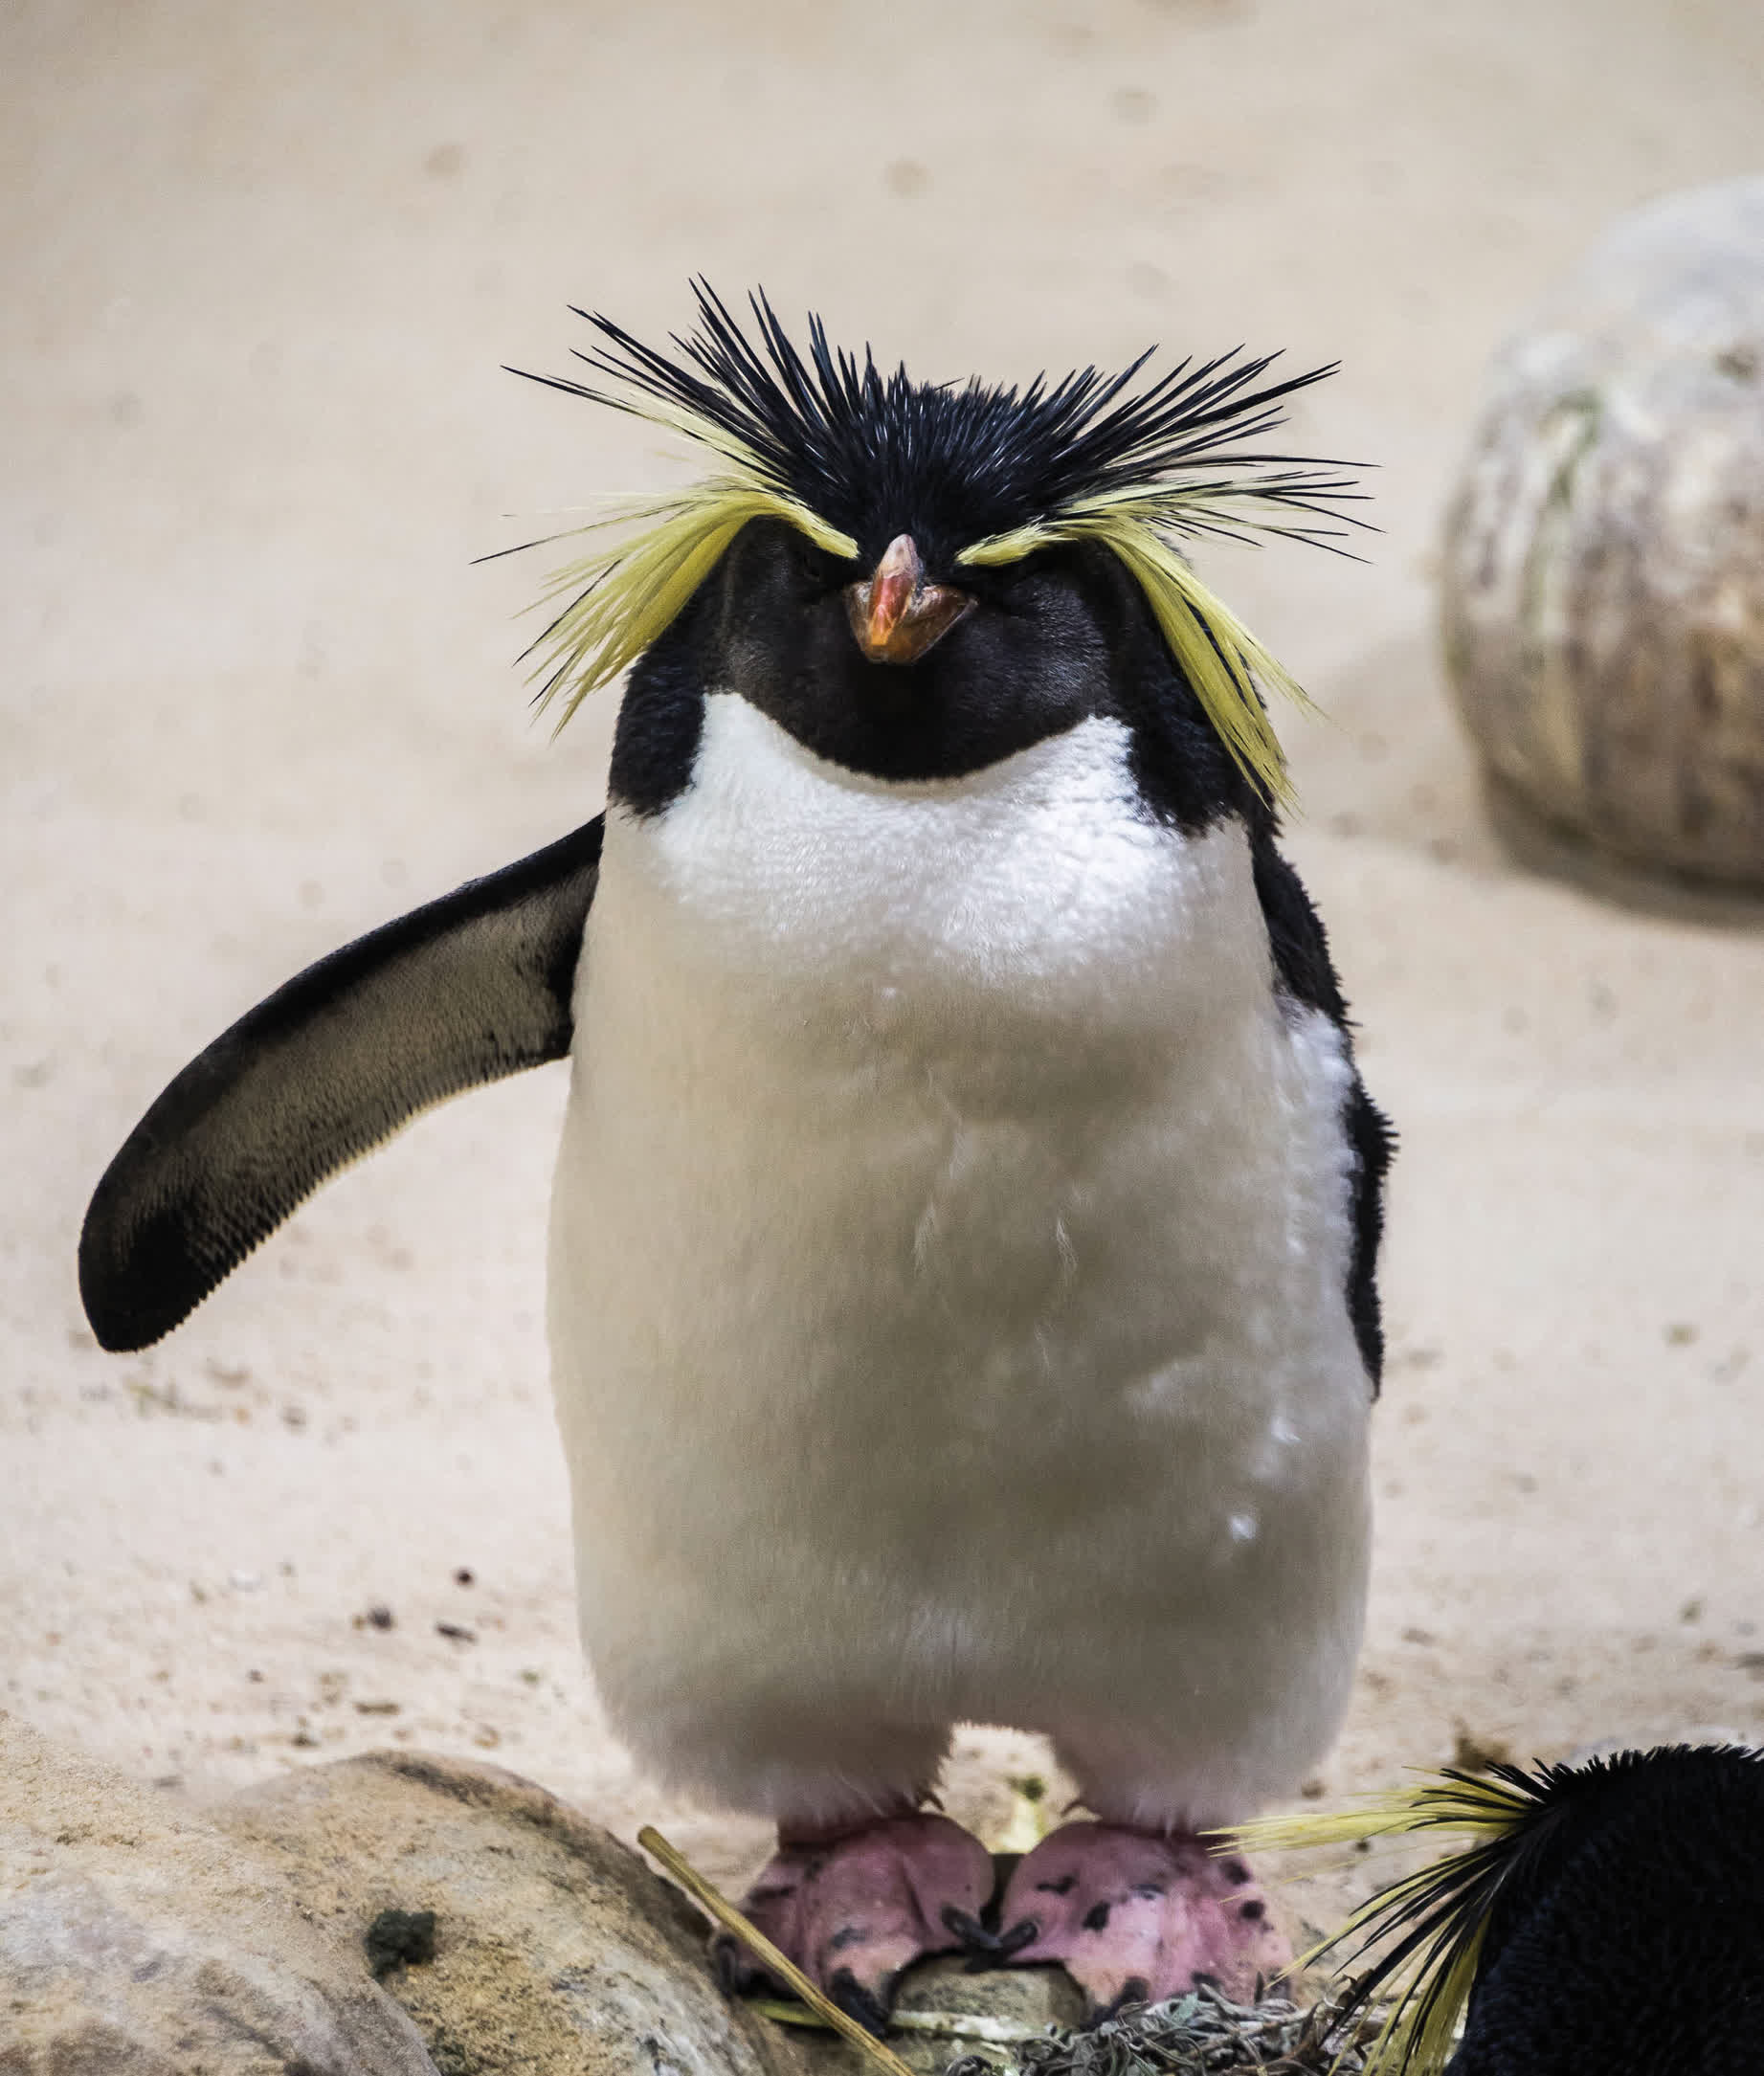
826 1965 896 2038
993 1916 1040 1960
1084 1976 1151 2027
941 1904 999 1954
709 1929 764 1997
949 1903 1039 1972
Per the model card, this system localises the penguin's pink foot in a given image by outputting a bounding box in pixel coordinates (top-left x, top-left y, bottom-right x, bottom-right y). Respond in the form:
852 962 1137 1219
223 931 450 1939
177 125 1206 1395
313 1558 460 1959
995 1821 1289 2020
711 1811 995 2034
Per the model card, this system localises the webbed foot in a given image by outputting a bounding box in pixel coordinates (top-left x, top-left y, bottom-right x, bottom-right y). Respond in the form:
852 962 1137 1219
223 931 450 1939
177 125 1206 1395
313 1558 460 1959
995 1820 1289 2019
712 1811 995 2034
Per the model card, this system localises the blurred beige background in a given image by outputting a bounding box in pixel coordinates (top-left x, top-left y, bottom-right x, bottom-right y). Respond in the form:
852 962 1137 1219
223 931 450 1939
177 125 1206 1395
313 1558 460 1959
4 0 1764 1907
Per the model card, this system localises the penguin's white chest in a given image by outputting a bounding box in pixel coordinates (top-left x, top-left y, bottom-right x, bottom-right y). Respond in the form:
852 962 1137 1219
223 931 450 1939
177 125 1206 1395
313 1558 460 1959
547 697 1371 1819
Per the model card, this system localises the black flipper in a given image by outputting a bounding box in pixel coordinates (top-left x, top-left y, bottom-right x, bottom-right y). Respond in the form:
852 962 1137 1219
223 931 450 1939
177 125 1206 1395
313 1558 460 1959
78 815 605 1352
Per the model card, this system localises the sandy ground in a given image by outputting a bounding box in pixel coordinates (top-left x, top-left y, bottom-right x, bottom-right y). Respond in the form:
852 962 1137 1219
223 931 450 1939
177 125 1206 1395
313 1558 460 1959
5 0 1764 1933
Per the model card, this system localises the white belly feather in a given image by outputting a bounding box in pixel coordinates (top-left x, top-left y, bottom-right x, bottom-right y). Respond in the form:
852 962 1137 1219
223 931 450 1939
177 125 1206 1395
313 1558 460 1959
547 697 1372 1828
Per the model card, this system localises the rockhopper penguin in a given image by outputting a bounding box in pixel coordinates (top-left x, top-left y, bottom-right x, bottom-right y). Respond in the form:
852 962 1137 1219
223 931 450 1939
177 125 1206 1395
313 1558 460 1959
79 286 1393 2031
1235 1742 1764 2074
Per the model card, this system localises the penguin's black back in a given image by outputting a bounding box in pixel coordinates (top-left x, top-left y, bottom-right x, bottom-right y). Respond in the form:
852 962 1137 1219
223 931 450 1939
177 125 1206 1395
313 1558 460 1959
1451 1746 1764 2076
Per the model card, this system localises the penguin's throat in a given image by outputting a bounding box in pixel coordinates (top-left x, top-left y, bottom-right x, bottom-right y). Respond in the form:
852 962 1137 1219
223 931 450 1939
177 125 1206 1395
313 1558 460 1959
607 695 1268 1038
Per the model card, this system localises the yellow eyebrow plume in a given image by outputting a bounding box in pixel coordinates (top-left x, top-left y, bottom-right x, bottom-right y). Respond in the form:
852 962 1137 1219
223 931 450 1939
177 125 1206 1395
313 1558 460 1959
961 480 1327 807
525 474 857 730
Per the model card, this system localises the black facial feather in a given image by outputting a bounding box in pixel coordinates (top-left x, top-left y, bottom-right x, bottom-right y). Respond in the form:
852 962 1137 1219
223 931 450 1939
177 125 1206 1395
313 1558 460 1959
512 279 1365 572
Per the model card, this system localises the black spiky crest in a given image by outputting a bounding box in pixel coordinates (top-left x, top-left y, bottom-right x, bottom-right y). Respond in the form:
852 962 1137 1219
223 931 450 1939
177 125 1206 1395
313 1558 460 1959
517 279 1363 571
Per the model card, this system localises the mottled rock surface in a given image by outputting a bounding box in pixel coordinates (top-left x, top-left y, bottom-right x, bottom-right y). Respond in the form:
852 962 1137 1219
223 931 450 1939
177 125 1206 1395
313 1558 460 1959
1443 176 1764 883
0 1709 438 2075
218 1750 809 2076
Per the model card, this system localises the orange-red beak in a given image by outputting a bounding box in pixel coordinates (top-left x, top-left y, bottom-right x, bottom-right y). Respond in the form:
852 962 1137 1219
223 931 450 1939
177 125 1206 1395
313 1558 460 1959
844 534 973 665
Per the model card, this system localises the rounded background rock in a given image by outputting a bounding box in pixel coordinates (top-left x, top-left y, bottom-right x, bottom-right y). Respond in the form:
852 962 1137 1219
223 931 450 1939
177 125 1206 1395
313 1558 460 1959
1442 176 1764 883
0 1711 439 2076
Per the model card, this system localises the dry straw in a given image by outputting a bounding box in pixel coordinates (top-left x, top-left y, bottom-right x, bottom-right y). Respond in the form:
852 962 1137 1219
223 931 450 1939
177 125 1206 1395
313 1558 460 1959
637 1823 917 2076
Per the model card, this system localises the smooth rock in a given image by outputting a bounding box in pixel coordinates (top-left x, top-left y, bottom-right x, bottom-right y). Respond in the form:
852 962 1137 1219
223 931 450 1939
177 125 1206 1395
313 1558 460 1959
867 1953 1081 2076
218 1749 814 2076
0 1709 438 2076
1442 176 1764 884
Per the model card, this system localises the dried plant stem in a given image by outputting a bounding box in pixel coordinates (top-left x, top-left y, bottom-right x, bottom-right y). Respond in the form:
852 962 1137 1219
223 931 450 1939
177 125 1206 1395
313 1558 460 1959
753 1999 1050 2045
637 1824 919 2076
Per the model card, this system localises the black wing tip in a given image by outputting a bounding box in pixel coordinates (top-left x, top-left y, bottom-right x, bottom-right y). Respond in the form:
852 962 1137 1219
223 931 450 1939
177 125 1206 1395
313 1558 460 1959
78 1170 220 1352
81 1300 180 1356
78 1273 196 1353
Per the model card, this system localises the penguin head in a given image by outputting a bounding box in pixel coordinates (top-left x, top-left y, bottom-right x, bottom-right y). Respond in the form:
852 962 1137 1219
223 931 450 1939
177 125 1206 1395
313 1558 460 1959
1228 1742 1764 2075
512 283 1365 808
